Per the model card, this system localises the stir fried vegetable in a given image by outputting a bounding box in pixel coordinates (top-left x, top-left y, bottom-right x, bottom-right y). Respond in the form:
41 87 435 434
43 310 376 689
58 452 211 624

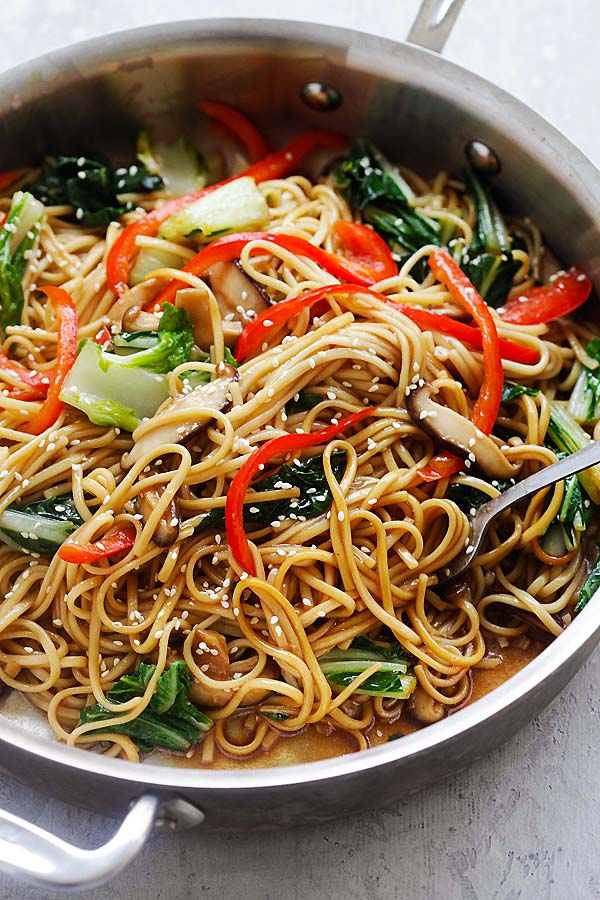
79 661 213 752
225 407 377 574
0 494 83 556
27 155 163 228
59 524 136 564
0 191 44 336
575 556 600 612
567 338 600 424
112 303 195 373
501 267 592 325
137 131 207 196
501 382 540 403
460 166 521 307
198 100 271 163
158 176 269 243
547 402 600 505
152 232 381 311
333 139 440 262
417 249 504 482
59 303 195 430
106 129 348 294
199 451 347 533
60 340 170 431
319 637 416 699
449 478 515 514
333 221 397 282
285 390 322 414
24 286 78 435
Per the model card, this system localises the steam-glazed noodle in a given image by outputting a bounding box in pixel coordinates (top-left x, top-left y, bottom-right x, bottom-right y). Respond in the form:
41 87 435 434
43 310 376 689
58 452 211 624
0 128 597 766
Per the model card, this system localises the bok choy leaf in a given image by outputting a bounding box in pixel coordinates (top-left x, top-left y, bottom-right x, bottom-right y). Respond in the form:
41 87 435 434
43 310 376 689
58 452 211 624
0 191 44 336
79 660 212 752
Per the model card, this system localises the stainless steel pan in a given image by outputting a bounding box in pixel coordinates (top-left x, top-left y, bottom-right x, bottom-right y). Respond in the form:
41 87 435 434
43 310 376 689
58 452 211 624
1 1 600 890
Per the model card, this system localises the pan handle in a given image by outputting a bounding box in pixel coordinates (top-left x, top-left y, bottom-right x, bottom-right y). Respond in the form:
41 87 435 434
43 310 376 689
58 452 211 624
407 0 467 53
0 792 204 891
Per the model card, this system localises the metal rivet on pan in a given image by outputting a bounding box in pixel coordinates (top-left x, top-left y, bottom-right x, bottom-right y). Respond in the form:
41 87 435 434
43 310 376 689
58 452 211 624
465 139 501 175
300 82 342 112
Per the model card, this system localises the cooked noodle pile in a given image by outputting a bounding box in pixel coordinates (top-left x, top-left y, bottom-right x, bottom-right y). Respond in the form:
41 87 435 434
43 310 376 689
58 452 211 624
0 156 596 765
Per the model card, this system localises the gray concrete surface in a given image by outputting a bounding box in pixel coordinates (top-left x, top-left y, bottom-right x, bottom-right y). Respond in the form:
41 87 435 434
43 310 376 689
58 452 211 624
1 1 599 897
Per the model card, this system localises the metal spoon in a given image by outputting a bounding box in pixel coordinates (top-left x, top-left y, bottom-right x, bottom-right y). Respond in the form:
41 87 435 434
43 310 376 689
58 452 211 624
439 439 600 583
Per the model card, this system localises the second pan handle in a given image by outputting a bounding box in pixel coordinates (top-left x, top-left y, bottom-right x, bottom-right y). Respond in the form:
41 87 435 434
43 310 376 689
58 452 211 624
0 793 204 892
407 0 468 53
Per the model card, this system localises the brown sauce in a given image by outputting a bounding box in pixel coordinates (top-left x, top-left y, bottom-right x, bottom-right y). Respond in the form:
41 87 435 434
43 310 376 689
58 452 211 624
154 636 545 771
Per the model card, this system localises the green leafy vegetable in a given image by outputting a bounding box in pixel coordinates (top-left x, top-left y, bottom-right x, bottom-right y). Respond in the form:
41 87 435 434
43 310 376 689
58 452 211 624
178 347 238 390
540 451 593 554
223 347 239 369
319 636 416 699
501 382 540 403
333 140 441 263
0 494 83 556
79 660 212 753
198 451 347 533
137 131 207 196
158 177 269 243
449 479 515 514
574 555 600 613
113 303 195 373
27 155 163 229
61 303 196 429
285 390 322 414
261 711 290 721
0 191 45 336
461 167 521 307
547 401 600 506
344 635 414 664
567 338 600 424
60 339 171 431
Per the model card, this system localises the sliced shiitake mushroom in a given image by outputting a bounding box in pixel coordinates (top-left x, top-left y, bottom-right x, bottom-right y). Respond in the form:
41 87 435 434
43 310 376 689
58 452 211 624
189 629 233 708
207 260 269 319
232 657 280 707
109 279 162 326
175 260 269 350
122 367 239 469
406 383 518 480
121 305 161 333
175 288 243 350
135 483 180 547
406 685 445 725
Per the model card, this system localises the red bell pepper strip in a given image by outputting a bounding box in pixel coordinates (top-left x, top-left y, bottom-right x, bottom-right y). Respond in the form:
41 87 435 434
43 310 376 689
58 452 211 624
0 171 21 193
106 130 349 295
234 282 538 366
23 287 78 435
417 249 504 482
7 387 47 402
150 232 374 311
199 100 271 163
416 452 464 483
500 266 592 325
0 351 51 392
241 130 348 184
225 407 377 574
334 221 398 283
428 249 503 434
58 522 136 564
395 305 539 366
91 324 113 350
